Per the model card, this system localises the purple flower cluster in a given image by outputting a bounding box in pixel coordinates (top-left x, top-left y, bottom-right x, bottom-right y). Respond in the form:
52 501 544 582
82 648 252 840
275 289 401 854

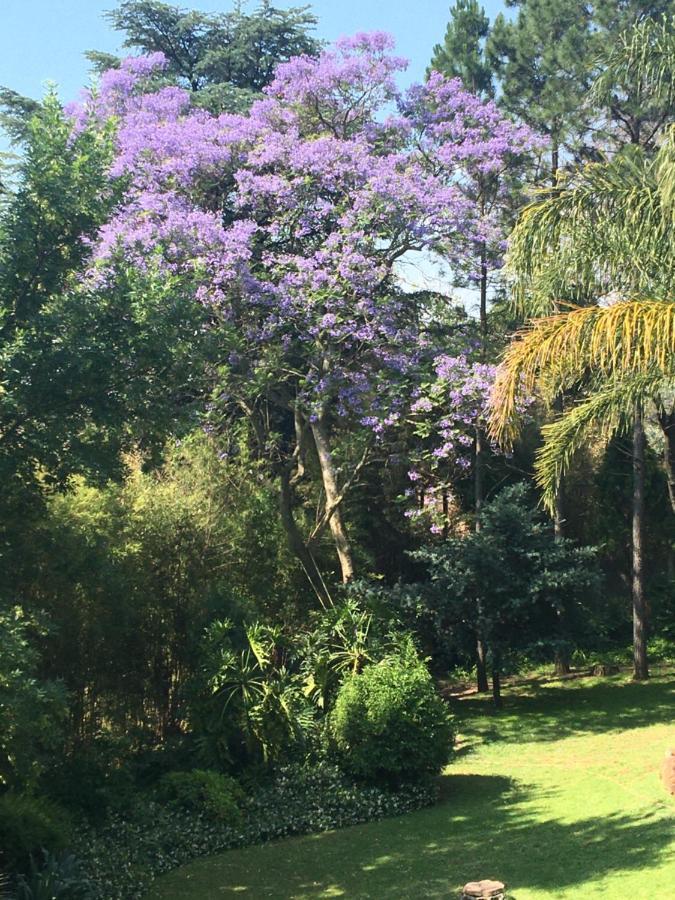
409 354 496 469
71 34 539 447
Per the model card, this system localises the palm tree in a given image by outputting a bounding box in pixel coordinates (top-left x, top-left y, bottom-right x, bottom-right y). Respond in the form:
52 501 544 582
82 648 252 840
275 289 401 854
489 18 675 680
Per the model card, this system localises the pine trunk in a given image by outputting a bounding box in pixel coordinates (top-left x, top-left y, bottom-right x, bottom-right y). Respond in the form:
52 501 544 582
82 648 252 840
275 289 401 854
474 428 489 693
554 651 571 677
551 143 559 186
492 650 502 709
658 410 675 514
632 407 649 681
551 379 570 675
553 474 571 675
476 638 489 693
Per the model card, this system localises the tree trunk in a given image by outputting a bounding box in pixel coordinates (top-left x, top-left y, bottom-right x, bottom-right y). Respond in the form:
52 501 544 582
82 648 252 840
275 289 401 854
279 467 331 606
552 472 571 675
553 479 565 540
551 136 565 543
478 240 488 348
551 379 571 675
551 142 559 187
554 649 571 677
657 408 675 514
474 429 489 693
492 650 502 709
310 417 355 583
632 407 649 680
473 241 490 693
551 380 566 539
475 425 486 522
476 638 489 693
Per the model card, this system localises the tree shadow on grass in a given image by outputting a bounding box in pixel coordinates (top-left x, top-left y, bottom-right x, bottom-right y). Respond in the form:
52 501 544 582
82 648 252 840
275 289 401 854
453 674 675 747
148 772 674 899
417 773 674 897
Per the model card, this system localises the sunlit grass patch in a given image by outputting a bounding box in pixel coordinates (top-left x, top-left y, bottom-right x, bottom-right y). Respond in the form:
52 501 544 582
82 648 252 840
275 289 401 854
147 671 675 899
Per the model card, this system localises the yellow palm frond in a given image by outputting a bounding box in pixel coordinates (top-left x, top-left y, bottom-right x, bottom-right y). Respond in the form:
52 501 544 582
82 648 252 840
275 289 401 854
489 300 675 446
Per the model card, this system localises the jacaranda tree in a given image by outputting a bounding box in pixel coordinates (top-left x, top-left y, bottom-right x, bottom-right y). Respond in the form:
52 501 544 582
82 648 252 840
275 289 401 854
71 35 538 597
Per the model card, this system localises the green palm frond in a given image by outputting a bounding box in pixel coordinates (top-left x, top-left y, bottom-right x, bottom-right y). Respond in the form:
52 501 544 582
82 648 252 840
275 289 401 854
508 143 675 315
210 648 264 712
534 373 671 511
331 610 372 674
591 15 675 113
491 16 675 519
657 125 675 212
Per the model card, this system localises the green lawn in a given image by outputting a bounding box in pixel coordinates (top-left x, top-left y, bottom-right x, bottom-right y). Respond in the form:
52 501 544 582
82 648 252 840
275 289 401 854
147 671 675 899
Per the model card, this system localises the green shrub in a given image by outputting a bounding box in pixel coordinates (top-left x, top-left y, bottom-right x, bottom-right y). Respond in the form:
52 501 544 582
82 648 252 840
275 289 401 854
647 636 675 664
156 770 244 823
0 605 69 791
43 747 137 824
329 656 454 784
0 794 71 873
16 850 91 900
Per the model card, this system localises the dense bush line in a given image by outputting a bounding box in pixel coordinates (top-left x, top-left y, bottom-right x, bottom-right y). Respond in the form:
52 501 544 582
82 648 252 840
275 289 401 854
1 606 451 895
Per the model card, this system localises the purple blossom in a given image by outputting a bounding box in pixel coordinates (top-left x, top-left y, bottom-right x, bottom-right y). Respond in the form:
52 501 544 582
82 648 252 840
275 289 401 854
73 34 540 506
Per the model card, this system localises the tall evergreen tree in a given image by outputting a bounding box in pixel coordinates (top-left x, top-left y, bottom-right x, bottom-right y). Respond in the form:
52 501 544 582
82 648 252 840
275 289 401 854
490 16 675 681
487 0 594 178
591 5 675 151
429 0 494 97
429 0 534 690
593 0 674 31
486 2 593 605
92 0 321 112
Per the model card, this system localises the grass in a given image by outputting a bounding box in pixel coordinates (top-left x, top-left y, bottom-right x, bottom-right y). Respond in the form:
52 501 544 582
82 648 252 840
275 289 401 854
147 670 675 899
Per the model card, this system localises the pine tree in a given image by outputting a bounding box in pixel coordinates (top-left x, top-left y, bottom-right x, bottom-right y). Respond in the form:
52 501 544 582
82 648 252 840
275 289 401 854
429 0 494 97
590 3 675 151
487 0 594 178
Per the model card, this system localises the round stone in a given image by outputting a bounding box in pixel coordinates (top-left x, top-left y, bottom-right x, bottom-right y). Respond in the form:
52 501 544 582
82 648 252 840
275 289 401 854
461 879 506 899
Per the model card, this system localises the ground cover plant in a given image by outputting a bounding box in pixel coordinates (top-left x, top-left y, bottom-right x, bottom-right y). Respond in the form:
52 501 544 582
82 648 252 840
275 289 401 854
147 671 675 900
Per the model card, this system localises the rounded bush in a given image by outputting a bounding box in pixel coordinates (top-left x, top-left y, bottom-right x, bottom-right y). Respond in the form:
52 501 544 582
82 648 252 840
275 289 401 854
329 656 454 784
0 793 71 873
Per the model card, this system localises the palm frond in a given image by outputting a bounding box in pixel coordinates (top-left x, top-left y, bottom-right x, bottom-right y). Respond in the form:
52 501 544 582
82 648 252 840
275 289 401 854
656 125 675 214
489 300 675 445
591 15 675 113
534 373 669 512
508 145 674 315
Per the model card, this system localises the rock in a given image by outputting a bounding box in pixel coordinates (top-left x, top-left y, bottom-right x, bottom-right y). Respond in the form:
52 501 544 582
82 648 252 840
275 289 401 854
592 663 620 676
461 879 506 899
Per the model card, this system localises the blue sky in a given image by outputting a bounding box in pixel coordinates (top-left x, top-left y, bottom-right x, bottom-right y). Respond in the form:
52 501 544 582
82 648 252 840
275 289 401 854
1 0 508 105
0 0 509 306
